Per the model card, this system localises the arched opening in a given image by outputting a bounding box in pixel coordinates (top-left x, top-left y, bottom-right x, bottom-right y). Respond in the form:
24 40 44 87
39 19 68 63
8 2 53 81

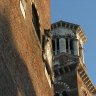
32 4 40 42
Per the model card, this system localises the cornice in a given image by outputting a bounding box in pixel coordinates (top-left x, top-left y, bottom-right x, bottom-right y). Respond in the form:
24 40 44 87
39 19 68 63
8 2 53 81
78 64 96 94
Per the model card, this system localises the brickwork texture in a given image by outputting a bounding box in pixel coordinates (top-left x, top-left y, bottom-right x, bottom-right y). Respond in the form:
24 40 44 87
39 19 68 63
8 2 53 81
0 0 53 96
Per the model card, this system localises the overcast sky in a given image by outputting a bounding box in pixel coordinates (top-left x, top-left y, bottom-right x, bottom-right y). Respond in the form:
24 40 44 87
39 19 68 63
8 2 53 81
51 0 96 85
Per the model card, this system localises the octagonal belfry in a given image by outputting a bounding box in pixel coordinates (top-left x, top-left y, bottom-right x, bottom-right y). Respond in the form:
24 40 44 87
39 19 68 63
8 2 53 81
51 20 96 96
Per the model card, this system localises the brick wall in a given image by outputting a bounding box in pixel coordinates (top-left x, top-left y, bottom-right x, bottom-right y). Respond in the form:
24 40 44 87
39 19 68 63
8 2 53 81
0 0 53 96
77 72 93 96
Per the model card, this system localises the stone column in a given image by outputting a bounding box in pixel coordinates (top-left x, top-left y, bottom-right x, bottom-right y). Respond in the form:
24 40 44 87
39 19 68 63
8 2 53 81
68 38 71 54
55 39 57 55
73 39 79 55
59 38 66 53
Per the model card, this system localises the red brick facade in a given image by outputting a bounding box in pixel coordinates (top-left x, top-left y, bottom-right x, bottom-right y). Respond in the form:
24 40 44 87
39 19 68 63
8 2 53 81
0 0 53 96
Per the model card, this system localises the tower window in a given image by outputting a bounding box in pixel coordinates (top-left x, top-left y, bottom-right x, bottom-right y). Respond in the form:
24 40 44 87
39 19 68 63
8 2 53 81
66 38 68 50
32 4 40 42
57 38 59 51
70 39 73 50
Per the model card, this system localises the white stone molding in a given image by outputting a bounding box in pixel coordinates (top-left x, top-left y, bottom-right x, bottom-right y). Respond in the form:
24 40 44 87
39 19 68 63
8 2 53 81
20 0 27 19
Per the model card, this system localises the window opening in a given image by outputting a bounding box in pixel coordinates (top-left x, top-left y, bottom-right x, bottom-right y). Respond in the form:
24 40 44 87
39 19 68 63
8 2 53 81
32 4 40 41
57 38 59 53
70 39 73 50
66 38 68 50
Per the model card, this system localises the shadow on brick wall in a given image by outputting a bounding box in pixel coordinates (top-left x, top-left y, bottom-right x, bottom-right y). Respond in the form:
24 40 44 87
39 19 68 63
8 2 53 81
0 13 36 96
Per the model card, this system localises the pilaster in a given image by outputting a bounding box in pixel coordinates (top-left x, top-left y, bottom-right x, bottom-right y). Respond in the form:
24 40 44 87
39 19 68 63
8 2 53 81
73 39 79 56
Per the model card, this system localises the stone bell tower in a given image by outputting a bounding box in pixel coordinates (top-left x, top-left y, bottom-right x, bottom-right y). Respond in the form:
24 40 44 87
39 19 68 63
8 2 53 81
51 20 96 96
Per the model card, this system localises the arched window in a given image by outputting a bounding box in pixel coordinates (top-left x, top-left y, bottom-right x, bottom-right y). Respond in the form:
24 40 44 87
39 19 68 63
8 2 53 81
32 4 40 42
70 39 74 53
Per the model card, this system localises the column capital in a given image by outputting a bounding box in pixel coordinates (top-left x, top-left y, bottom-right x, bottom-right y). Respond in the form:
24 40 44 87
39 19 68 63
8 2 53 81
74 38 79 41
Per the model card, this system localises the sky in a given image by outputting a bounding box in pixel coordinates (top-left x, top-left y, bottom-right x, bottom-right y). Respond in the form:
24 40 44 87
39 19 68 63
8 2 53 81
51 0 96 85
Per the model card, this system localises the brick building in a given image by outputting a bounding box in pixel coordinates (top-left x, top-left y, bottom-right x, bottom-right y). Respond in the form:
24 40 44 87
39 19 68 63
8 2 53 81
51 20 96 96
0 0 53 96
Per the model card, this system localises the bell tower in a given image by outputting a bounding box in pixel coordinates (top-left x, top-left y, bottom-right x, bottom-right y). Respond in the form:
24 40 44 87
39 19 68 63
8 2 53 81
51 20 96 96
